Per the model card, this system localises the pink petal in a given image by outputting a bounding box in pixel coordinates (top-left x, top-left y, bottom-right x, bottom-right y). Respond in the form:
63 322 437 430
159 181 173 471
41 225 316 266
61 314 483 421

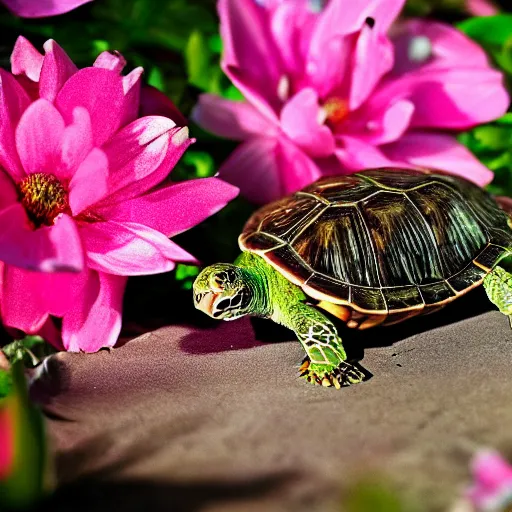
2 0 93 18
100 119 192 204
466 0 498 15
36 317 62 350
69 148 109 214
93 51 126 73
120 67 143 127
269 2 316 78
0 205 84 272
472 451 512 487
219 0 281 124
55 67 125 147
98 177 239 237
336 135 401 171
1 265 49 334
382 132 493 185
349 25 394 111
15 98 65 176
2 266 86 330
56 106 93 180
140 85 188 126
0 169 18 211
10 36 43 82
276 136 323 197
305 27 355 100
342 99 415 145
280 88 335 158
467 450 512 508
39 39 78 103
0 69 30 181
81 221 195 276
307 0 405 97
219 137 281 204
219 137 320 204
193 94 277 141
384 20 509 129
391 20 491 76
374 68 508 130
61 270 127 352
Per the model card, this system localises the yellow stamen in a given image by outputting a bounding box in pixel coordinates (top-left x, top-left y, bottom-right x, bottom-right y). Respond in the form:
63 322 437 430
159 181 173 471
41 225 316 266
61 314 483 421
18 173 70 228
322 97 349 126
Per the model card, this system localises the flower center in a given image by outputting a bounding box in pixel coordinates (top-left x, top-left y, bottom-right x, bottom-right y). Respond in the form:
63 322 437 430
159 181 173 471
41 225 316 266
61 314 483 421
322 97 349 126
18 173 70 228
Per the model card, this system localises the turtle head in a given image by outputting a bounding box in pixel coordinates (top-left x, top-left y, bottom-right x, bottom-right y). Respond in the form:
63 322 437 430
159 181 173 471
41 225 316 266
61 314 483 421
193 264 252 321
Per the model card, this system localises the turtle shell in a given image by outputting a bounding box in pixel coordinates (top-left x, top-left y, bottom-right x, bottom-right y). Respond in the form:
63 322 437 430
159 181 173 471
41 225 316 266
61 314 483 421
239 168 512 320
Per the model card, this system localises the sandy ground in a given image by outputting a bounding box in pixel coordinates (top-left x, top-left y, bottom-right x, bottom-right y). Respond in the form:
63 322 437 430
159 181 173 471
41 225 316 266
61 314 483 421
31 287 512 512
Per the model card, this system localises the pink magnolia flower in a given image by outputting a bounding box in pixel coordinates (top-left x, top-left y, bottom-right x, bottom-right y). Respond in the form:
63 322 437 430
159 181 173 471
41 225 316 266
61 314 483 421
467 450 512 511
2 0 92 18
0 37 238 352
193 0 510 204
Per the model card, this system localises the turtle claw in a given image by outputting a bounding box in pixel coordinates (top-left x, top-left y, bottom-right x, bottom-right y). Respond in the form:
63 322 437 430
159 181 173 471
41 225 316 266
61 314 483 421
299 358 367 388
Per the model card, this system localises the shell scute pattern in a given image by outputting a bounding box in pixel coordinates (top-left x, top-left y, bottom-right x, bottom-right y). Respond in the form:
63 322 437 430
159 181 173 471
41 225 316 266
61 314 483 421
240 169 512 314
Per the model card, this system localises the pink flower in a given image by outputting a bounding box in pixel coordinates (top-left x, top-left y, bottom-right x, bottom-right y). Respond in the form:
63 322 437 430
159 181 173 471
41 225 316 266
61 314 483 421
467 450 512 511
0 405 14 480
193 0 509 204
2 0 92 18
466 0 498 16
0 37 239 352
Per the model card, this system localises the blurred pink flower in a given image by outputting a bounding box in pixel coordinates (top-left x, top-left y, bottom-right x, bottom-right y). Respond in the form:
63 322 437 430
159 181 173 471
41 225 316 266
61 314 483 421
466 0 498 16
0 405 14 480
2 0 92 18
0 37 239 352
193 0 509 204
467 450 512 511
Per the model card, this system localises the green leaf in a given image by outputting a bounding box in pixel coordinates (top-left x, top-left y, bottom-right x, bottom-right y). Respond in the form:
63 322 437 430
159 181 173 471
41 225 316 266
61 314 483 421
344 480 411 512
495 113 512 126
182 151 216 178
457 15 512 47
185 30 211 90
472 125 512 152
147 66 165 92
0 368 11 399
223 85 245 101
0 361 47 510
175 264 200 290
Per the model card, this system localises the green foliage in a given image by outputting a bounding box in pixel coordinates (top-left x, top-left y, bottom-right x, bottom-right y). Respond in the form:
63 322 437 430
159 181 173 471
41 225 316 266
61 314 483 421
457 16 512 197
458 15 512 74
0 368 11 399
2 336 48 368
342 478 420 512
175 264 200 290
458 116 512 196
0 361 47 510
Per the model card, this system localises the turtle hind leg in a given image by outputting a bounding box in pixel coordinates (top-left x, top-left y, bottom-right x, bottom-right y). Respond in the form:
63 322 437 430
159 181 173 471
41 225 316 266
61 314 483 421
277 301 367 388
483 265 512 328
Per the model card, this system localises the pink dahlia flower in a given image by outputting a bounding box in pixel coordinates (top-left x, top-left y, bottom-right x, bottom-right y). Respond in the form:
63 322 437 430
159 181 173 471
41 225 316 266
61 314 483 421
0 37 238 352
1 0 92 18
467 450 512 511
193 0 510 204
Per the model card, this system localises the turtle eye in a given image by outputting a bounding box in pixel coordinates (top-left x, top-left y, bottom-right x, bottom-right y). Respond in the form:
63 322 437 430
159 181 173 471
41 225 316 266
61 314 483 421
210 274 224 293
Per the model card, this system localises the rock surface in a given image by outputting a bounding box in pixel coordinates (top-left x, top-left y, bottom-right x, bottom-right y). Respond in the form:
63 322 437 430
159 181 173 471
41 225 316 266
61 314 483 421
32 289 512 512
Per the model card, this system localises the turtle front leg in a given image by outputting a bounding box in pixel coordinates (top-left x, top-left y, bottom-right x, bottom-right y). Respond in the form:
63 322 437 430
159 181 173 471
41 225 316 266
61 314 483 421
484 265 512 327
278 302 366 388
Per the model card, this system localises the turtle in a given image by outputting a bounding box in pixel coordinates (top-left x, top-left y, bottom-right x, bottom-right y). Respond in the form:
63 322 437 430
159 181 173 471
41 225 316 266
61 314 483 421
193 168 512 388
